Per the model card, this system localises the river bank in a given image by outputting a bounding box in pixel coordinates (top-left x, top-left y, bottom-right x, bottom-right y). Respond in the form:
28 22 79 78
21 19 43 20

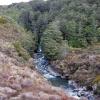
34 46 97 100
50 46 100 100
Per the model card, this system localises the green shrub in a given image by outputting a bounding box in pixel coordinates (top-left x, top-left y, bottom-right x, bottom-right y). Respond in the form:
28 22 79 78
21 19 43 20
20 31 36 54
68 36 87 48
42 21 67 60
13 41 31 60
93 75 100 84
0 16 7 24
42 38 60 60
12 22 36 55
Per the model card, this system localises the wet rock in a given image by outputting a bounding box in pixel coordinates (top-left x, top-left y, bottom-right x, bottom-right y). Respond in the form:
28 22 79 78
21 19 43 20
61 74 70 80
86 86 93 91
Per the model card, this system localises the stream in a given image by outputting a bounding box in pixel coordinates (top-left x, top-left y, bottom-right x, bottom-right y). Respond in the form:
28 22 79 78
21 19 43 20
34 46 94 100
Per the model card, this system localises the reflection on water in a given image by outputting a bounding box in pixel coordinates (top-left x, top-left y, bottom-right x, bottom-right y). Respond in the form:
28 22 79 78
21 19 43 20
48 76 68 87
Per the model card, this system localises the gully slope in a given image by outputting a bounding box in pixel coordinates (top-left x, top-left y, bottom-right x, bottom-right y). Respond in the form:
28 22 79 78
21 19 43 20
51 47 100 100
0 17 78 100
34 46 95 100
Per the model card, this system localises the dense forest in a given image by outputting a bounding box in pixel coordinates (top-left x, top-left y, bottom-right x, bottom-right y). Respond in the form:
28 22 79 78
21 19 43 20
0 0 100 60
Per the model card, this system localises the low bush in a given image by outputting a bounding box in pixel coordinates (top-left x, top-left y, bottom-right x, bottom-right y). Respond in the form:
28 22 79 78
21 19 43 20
0 16 7 24
13 41 31 60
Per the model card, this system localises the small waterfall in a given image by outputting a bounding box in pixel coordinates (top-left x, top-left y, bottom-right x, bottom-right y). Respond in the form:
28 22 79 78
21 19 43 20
34 46 94 100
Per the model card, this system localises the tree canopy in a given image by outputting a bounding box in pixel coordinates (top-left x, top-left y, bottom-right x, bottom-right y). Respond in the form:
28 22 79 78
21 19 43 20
1 0 100 60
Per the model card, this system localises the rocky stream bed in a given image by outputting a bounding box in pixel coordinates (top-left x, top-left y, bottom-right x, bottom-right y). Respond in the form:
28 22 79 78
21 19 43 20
34 46 98 100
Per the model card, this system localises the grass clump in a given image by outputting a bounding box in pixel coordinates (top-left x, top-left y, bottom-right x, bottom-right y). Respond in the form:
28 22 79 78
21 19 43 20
13 41 31 60
20 31 36 55
93 75 100 84
0 16 7 24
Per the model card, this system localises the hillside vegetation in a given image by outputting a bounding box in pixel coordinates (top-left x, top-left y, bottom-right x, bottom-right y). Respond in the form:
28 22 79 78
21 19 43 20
0 16 74 100
0 16 35 60
1 0 100 60
0 0 100 99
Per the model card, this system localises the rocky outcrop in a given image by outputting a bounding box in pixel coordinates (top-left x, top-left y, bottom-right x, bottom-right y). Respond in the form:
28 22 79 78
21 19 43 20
51 51 100 92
